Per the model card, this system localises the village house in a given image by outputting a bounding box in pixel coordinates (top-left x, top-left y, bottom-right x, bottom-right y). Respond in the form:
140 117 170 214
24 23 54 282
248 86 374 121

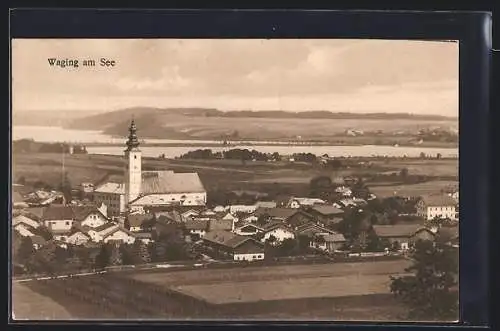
416 194 458 220
12 214 40 229
72 205 108 228
307 205 344 227
233 223 264 236
260 222 295 244
185 219 209 238
13 223 36 237
42 205 76 232
93 182 126 217
127 213 155 232
229 205 257 214
334 186 353 197
181 209 200 221
372 224 436 251
101 227 136 244
203 230 265 261
311 232 347 252
30 235 46 250
66 230 92 246
87 222 119 242
287 197 326 209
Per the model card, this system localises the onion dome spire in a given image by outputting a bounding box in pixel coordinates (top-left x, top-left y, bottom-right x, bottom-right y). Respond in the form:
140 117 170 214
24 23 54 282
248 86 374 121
125 118 140 151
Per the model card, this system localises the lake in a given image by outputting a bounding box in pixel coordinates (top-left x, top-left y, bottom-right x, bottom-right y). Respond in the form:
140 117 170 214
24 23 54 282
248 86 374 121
12 125 459 159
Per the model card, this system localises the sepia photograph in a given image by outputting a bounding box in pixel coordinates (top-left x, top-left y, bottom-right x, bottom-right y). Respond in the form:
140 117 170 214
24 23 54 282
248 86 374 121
11 38 459 322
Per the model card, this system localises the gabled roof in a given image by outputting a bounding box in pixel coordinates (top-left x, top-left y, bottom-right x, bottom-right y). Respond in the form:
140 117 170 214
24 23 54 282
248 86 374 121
155 210 183 223
420 194 457 207
12 215 40 228
203 230 257 249
23 207 45 220
321 233 347 242
295 222 335 236
310 205 344 216
373 224 426 238
30 235 46 246
68 231 91 239
141 171 206 194
185 219 209 231
42 206 75 220
72 205 106 222
236 223 264 232
94 182 125 194
102 226 135 239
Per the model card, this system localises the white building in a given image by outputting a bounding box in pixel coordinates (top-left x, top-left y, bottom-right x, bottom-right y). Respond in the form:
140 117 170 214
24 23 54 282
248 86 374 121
416 195 458 221
94 120 207 216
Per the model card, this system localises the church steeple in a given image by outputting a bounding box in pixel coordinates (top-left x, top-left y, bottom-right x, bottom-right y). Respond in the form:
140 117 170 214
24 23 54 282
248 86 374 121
125 119 140 151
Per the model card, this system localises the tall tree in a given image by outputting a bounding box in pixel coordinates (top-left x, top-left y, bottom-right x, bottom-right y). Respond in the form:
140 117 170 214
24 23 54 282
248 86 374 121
390 240 458 321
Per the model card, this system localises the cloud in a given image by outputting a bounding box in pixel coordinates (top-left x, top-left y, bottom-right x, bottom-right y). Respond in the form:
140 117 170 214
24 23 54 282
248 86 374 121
11 39 458 116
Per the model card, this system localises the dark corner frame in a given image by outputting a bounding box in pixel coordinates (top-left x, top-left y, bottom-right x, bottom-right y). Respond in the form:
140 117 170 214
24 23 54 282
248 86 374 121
8 8 491 329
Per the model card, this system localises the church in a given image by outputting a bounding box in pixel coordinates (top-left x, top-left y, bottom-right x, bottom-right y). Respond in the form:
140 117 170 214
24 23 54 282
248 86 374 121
93 120 207 216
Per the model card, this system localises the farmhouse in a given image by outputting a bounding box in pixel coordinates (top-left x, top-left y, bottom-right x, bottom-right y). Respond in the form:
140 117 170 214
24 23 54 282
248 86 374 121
260 222 295 244
311 233 347 252
87 222 119 242
72 205 108 228
94 120 207 216
102 227 136 244
203 230 265 261
66 230 91 246
42 206 75 232
185 219 209 238
416 194 457 220
372 224 436 251
233 223 264 236
307 205 344 226
229 205 257 214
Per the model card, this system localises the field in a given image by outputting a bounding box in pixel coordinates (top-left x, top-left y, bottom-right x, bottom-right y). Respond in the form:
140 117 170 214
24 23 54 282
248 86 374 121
11 282 72 320
12 260 412 320
369 180 458 198
12 153 458 197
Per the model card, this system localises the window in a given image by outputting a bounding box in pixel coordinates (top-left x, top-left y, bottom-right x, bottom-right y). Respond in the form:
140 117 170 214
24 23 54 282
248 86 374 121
253 255 256 259
66 221 70 225
134 155 137 159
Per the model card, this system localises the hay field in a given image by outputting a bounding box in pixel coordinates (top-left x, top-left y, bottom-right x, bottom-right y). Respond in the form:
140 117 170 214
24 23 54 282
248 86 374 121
129 260 410 304
173 274 394 304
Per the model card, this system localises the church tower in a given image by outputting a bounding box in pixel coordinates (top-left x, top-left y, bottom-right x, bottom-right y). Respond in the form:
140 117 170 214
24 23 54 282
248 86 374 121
124 119 142 207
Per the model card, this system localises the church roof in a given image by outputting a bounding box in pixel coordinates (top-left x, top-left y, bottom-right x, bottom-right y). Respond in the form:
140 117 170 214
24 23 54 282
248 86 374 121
141 171 206 195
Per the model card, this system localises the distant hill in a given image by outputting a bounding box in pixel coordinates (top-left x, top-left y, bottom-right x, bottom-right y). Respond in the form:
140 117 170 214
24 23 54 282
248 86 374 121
14 107 458 141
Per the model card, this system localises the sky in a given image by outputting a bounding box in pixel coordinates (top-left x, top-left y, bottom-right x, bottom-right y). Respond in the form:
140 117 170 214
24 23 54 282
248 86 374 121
12 39 459 116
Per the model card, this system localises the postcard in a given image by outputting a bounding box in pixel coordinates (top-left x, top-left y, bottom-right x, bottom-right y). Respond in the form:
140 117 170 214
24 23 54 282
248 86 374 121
11 38 459 322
